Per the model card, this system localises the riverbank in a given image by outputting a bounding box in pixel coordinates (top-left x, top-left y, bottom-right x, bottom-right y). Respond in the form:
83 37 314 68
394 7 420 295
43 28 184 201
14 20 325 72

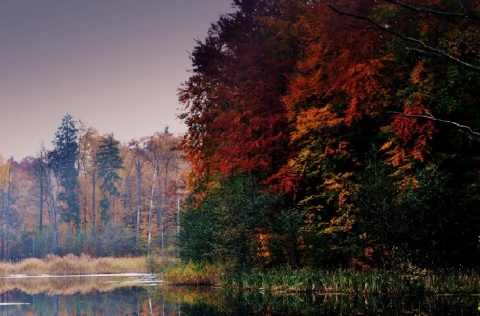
5 256 480 295
163 262 480 295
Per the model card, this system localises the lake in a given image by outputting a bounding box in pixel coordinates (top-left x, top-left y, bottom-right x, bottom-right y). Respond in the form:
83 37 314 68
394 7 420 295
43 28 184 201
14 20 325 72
1 275 479 315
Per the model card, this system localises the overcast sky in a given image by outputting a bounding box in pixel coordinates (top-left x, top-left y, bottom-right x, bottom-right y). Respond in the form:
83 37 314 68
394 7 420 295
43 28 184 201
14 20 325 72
0 0 234 160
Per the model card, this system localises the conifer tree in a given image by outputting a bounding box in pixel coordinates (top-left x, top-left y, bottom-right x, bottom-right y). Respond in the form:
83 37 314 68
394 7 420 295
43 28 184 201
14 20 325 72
49 114 80 232
97 134 123 223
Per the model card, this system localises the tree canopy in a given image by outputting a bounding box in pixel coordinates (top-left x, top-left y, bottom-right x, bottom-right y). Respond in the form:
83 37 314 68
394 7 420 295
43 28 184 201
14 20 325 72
179 0 480 269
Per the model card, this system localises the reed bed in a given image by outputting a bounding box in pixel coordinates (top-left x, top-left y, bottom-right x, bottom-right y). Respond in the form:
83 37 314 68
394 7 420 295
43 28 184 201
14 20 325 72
163 261 222 286
224 268 480 295
0 275 138 295
0 254 149 276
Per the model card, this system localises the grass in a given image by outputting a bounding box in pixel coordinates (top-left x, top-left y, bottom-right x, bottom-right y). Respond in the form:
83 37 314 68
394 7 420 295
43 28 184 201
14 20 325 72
0 254 152 276
0 275 141 295
163 261 222 286
225 268 480 295
163 262 480 295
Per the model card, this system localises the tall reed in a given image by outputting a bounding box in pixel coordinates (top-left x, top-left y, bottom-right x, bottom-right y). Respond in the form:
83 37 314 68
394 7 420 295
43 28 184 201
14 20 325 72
223 268 480 295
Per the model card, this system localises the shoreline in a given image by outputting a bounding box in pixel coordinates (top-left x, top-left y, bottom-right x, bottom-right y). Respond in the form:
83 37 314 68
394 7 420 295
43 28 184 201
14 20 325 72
0 272 153 279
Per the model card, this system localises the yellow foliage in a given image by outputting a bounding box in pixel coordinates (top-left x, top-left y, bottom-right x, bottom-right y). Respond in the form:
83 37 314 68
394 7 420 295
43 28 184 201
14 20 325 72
410 60 426 84
291 106 343 142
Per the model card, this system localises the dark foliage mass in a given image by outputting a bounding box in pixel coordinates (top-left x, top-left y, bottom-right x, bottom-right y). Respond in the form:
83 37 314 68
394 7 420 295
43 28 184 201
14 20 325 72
179 0 480 270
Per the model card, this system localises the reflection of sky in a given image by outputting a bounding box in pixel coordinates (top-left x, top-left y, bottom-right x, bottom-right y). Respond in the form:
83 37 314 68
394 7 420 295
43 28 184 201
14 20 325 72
0 0 234 160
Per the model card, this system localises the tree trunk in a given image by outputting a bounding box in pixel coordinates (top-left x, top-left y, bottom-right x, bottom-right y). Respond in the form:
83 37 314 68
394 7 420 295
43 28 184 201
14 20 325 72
161 160 170 256
136 162 142 242
39 162 44 231
147 165 157 256
82 165 88 231
92 173 96 235
4 165 11 261
1 187 5 261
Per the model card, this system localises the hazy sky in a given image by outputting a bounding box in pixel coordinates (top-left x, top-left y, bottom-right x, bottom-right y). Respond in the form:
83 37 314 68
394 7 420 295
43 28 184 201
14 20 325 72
0 0 234 160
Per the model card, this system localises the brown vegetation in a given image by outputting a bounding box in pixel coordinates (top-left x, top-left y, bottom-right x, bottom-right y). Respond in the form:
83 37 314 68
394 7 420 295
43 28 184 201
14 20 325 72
0 254 149 276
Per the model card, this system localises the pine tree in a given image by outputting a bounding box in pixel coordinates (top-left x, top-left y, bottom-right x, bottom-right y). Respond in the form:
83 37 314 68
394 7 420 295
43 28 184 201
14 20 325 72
49 114 80 245
97 134 123 224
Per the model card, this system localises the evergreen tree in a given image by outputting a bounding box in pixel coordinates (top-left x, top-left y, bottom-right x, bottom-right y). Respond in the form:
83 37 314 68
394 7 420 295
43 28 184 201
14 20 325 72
49 114 80 231
97 134 123 223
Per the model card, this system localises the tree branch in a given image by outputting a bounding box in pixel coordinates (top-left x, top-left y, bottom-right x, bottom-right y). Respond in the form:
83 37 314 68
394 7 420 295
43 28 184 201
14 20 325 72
385 0 465 17
321 0 480 72
459 0 480 23
387 111 480 139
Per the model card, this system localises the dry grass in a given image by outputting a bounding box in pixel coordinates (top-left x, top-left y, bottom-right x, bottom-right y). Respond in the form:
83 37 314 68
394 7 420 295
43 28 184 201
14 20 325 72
0 275 139 295
0 254 149 276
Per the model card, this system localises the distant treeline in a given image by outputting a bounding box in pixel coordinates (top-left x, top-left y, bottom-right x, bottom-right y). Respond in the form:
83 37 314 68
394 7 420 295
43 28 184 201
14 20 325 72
0 114 188 260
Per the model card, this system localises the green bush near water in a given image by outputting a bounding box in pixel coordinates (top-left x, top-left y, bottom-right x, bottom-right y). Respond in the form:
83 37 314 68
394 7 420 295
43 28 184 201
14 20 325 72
163 261 222 286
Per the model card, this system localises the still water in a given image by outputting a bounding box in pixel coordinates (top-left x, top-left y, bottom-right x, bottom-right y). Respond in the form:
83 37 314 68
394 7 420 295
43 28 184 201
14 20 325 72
0 276 479 315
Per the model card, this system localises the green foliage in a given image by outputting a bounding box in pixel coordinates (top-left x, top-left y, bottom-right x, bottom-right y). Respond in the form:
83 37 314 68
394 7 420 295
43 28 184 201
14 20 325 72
179 193 219 264
353 147 480 268
180 174 301 269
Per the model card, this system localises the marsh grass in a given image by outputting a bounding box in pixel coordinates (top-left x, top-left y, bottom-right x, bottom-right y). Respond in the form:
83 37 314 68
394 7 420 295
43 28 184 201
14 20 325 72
165 262 480 295
0 254 149 276
0 275 137 295
225 268 480 295
163 261 222 286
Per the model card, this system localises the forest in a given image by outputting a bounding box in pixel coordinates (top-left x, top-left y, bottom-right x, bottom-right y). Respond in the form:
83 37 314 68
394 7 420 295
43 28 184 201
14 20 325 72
178 0 480 270
0 114 188 260
3 0 480 273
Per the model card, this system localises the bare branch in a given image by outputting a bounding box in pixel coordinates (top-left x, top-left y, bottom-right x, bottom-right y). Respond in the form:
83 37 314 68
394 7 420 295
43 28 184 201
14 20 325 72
459 0 480 23
405 47 480 71
387 111 480 139
321 0 480 72
385 0 465 17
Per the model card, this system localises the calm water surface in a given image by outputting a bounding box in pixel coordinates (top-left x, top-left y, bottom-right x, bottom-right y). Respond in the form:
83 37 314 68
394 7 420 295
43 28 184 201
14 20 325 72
1 276 479 315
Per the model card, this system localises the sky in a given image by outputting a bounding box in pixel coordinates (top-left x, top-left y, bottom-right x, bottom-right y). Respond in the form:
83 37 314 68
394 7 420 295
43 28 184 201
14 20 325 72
0 0 235 160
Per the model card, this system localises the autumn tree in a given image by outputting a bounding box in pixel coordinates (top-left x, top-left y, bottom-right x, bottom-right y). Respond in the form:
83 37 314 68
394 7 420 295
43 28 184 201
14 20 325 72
35 148 48 232
77 123 102 236
0 157 14 260
124 139 148 244
179 0 304 185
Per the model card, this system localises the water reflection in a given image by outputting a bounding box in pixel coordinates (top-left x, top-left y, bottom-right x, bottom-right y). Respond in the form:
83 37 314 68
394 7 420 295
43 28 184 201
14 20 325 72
153 288 480 315
0 288 161 315
0 277 479 315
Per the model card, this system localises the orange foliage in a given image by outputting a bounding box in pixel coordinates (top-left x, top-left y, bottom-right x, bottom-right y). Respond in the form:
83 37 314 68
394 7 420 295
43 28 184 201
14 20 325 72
255 232 272 261
340 56 395 125
389 101 436 165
